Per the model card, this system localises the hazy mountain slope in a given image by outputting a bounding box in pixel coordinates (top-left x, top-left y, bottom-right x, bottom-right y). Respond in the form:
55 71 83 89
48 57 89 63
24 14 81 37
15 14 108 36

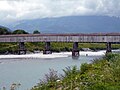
10 16 120 33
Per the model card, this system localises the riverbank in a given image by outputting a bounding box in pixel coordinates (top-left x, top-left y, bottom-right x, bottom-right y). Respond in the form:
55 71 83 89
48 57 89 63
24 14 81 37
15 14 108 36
0 50 106 59
32 53 120 90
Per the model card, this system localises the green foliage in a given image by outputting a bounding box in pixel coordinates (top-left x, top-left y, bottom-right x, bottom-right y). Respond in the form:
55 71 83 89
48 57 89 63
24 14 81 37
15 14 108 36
33 30 40 34
32 69 59 90
0 27 11 35
80 63 92 74
12 29 28 34
43 69 59 83
62 66 79 79
0 43 18 54
32 54 120 90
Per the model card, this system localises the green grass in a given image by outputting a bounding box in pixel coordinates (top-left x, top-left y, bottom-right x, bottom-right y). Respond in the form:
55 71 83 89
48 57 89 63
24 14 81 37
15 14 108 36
0 42 120 54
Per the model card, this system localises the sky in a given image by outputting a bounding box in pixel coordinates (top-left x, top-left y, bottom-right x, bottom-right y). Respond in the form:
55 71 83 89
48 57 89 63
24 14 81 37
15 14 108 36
0 0 120 24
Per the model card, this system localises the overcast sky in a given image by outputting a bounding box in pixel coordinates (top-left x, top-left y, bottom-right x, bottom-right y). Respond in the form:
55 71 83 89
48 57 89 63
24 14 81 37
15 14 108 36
0 0 120 23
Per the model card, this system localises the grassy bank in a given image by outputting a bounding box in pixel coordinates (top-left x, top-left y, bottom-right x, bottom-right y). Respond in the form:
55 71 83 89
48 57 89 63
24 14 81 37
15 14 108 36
31 53 120 90
0 42 120 54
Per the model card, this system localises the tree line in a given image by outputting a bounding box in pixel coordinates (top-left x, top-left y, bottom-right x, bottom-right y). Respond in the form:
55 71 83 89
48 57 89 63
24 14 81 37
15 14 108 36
0 27 40 35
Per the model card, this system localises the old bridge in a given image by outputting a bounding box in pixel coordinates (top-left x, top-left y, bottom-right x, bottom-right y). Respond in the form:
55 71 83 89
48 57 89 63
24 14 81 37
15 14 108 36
0 33 120 57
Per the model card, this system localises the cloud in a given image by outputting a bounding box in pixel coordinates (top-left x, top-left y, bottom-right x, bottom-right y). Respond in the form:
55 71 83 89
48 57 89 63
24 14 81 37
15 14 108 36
0 0 120 23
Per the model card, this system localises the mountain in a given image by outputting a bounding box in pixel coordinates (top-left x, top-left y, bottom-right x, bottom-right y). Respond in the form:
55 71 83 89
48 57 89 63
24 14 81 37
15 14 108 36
9 16 120 33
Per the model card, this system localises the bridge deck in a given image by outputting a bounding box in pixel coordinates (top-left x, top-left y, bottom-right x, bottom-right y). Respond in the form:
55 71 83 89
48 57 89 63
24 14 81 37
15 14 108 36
0 33 120 43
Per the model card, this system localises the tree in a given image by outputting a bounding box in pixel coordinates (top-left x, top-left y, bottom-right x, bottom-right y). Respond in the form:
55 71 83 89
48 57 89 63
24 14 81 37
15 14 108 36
33 30 40 34
12 29 28 34
0 27 11 35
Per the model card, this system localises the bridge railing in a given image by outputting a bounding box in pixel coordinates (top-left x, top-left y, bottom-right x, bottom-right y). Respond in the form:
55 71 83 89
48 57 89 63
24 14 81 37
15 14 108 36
0 34 120 43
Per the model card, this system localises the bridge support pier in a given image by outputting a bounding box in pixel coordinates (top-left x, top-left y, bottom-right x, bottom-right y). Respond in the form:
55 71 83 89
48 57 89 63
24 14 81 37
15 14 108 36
72 42 79 58
106 42 112 54
18 42 26 55
43 42 52 54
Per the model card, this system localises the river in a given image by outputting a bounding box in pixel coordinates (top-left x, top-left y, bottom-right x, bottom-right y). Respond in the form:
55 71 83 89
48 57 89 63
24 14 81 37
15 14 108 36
0 54 102 90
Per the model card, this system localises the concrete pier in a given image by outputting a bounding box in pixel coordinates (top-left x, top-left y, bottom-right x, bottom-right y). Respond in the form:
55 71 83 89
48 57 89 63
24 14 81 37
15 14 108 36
18 42 26 55
106 42 112 53
43 42 52 54
72 42 79 57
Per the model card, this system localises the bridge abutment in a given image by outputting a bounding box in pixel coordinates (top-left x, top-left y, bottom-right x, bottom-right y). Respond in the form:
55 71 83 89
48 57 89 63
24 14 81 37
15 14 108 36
106 42 112 54
18 42 26 55
43 42 52 54
72 42 79 57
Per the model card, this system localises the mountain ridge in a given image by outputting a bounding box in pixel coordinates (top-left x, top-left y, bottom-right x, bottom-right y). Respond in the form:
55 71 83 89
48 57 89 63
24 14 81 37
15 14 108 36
7 16 120 33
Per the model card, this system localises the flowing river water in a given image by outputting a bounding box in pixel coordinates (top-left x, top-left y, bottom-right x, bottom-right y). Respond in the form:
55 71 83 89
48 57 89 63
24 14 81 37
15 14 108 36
0 54 102 90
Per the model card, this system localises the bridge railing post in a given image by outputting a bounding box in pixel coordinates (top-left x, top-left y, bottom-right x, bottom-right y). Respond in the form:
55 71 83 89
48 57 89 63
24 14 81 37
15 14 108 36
18 42 26 55
106 42 112 54
43 42 52 54
72 42 79 58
